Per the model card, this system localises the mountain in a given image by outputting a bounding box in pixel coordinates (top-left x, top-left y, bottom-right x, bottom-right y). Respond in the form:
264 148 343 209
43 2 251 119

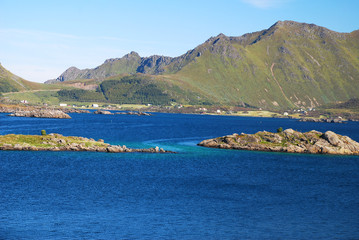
0 64 42 93
47 21 359 109
45 52 174 83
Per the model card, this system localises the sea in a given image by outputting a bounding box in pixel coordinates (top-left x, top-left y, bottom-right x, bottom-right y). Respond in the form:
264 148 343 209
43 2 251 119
0 112 358 239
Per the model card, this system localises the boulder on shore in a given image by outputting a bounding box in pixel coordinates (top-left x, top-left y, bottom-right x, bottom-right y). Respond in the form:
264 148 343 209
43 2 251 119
198 129 359 155
93 110 113 115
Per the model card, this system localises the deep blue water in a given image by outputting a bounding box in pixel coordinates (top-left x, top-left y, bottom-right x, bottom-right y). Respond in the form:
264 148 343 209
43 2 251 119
0 112 359 239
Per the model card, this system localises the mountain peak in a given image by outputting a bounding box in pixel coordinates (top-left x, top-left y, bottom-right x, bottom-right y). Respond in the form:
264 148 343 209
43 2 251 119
128 51 140 57
216 33 227 38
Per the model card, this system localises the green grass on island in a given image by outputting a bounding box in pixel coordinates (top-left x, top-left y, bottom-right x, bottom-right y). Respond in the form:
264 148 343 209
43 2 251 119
0 133 108 149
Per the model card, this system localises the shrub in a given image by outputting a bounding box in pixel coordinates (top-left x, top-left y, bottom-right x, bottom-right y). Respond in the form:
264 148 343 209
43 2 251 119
277 127 283 133
41 130 47 135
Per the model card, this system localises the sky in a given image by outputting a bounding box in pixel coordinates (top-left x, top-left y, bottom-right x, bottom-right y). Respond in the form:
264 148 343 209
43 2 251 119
1 0 358 83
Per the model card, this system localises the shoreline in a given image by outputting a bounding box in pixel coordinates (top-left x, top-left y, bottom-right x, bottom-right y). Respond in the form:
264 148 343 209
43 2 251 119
1 103 357 122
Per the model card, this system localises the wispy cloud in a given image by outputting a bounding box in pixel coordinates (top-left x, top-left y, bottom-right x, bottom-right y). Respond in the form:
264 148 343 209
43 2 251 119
241 0 290 9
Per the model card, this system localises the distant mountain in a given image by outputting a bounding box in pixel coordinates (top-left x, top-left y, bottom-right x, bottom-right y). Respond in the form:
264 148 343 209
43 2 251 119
45 52 174 83
0 64 41 93
47 21 359 109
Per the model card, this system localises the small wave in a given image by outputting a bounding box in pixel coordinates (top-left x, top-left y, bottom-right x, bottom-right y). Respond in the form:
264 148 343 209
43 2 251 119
143 136 212 145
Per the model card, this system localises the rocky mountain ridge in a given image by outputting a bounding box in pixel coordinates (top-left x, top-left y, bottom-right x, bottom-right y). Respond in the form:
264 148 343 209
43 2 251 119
45 51 176 83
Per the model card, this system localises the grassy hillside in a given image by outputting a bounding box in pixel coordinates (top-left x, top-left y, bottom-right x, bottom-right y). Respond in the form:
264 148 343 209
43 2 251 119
0 64 44 93
162 21 359 110
56 74 213 105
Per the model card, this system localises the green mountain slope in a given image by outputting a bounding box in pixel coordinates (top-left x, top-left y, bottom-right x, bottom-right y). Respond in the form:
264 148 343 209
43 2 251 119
48 21 359 109
57 74 212 105
167 21 359 109
0 63 42 93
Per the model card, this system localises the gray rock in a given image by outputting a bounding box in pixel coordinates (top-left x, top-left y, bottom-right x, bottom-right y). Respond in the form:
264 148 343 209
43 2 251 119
323 131 341 146
198 129 359 155
94 110 113 115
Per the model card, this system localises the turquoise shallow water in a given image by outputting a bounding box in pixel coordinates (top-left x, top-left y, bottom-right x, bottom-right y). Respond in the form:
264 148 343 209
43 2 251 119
0 112 359 239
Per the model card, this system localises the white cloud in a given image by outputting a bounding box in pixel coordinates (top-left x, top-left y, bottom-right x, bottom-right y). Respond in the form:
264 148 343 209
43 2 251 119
241 0 290 9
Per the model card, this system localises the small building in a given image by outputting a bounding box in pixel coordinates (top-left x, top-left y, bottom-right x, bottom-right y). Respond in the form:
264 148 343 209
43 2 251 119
59 103 67 107
216 109 221 114
92 104 99 108
20 100 28 104
283 112 289 116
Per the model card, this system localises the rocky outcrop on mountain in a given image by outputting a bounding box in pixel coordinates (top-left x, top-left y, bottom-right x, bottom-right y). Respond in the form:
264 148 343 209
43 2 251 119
0 133 174 153
9 109 71 119
198 129 359 155
136 55 173 74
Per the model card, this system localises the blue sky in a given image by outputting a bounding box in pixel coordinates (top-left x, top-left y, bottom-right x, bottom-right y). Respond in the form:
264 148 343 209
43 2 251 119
1 0 358 82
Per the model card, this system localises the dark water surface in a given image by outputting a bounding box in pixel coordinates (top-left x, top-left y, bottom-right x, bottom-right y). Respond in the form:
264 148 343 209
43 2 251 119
1 112 359 239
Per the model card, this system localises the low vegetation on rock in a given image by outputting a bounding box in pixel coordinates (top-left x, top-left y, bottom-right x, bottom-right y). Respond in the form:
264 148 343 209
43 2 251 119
0 133 174 153
198 129 359 155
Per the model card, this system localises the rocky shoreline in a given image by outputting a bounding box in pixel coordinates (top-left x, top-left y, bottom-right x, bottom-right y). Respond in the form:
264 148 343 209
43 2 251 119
198 129 359 155
0 133 174 153
94 110 152 116
0 104 72 119
1 104 151 119
299 117 345 123
9 109 71 119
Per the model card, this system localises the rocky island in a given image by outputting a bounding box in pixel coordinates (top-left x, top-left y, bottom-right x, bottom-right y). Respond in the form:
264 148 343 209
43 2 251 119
0 104 71 119
0 133 173 153
9 109 71 119
198 129 359 155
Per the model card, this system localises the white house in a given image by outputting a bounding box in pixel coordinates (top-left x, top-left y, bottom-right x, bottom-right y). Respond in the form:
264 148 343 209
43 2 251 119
59 103 67 107
92 104 99 108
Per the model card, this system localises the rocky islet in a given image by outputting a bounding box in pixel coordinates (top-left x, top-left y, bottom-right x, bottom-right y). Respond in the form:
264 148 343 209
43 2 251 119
0 133 174 153
198 129 359 155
